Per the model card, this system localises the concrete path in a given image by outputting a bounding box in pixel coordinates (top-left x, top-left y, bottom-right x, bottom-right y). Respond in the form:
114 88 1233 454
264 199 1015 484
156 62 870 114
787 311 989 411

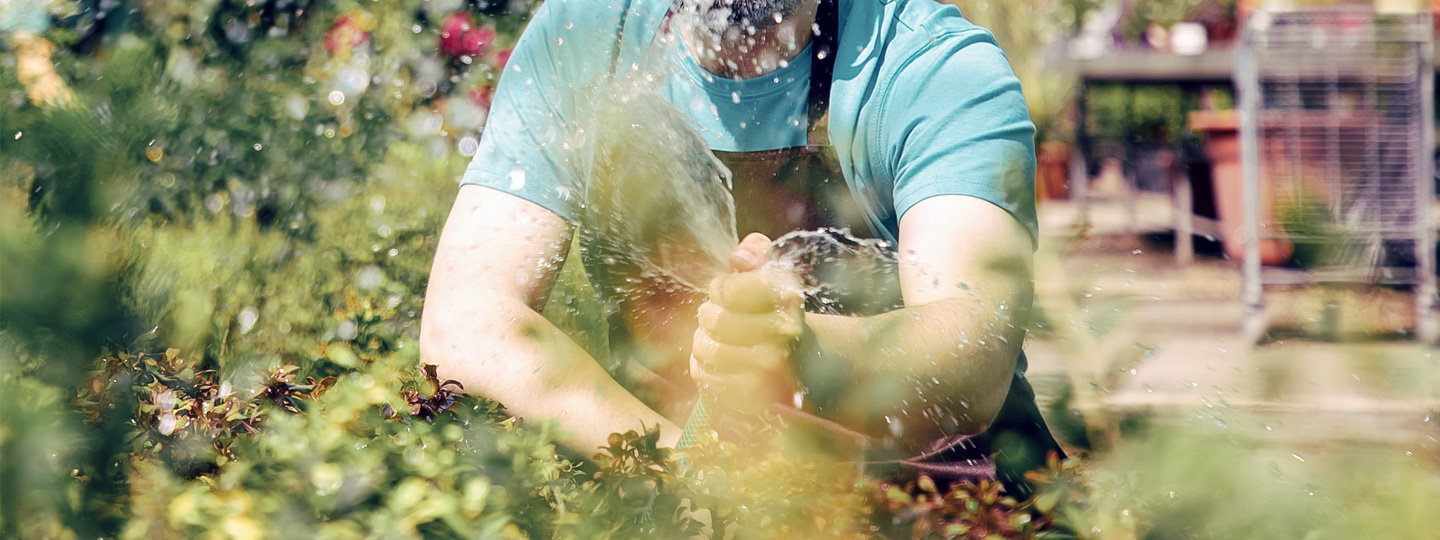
1025 197 1440 451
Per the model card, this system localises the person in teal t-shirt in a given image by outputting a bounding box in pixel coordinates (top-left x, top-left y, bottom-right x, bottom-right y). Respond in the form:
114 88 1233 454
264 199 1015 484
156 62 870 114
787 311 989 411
421 0 1060 493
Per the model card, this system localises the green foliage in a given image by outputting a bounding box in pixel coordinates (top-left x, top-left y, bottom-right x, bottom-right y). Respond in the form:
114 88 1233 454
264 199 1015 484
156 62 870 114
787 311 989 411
55 347 1087 540
1086 84 1196 144
1273 190 1386 271
1077 419 1440 540
1 1 1093 538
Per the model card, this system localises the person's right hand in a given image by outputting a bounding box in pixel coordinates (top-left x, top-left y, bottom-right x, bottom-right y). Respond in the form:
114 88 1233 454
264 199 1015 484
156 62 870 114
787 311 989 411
689 233 805 418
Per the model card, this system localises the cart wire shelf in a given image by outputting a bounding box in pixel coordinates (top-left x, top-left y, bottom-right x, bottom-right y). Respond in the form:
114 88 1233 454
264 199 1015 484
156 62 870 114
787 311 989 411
1236 6 1437 342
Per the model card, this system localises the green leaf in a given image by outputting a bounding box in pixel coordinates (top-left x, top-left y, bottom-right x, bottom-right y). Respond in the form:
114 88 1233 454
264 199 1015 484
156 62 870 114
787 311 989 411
325 343 361 369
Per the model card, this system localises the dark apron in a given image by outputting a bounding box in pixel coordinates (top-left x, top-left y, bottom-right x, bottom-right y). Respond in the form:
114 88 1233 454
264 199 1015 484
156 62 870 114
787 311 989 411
713 129 1062 498
606 0 1062 496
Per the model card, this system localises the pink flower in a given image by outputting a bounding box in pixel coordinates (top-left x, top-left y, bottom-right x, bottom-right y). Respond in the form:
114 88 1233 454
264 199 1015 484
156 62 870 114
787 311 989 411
493 48 513 69
324 13 370 56
440 12 496 59
468 85 495 109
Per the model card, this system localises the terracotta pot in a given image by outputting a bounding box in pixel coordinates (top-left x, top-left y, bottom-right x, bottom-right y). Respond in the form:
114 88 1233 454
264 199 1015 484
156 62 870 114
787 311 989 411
1188 110 1293 265
1037 141 1071 201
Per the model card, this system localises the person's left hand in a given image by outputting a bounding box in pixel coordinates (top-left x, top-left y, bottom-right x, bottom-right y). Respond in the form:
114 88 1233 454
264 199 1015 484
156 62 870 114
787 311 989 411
690 233 806 418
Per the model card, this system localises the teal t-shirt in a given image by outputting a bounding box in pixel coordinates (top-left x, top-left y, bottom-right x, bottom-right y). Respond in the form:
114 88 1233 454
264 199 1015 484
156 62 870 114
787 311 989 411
460 0 1037 244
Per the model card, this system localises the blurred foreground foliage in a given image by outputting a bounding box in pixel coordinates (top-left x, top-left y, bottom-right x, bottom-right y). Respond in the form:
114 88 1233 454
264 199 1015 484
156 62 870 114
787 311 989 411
46 348 1084 540
5 1 1437 539
0 1 1090 538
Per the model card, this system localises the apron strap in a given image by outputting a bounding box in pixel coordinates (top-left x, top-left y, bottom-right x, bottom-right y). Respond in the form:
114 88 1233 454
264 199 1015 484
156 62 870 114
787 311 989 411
807 0 838 146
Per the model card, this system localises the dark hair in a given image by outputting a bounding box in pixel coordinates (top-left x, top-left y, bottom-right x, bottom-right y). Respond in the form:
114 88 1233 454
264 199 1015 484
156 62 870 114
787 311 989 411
696 0 805 30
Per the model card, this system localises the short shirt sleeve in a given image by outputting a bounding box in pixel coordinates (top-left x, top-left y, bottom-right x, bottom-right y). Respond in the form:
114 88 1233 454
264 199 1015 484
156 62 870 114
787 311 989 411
460 0 630 222
880 30 1038 244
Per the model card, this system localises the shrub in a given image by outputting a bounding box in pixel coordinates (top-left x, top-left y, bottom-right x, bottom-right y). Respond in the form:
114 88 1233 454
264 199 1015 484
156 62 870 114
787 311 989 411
0 2 1089 538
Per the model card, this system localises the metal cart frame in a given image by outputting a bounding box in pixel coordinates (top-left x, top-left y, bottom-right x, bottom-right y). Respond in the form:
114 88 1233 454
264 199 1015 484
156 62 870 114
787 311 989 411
1237 6 1437 342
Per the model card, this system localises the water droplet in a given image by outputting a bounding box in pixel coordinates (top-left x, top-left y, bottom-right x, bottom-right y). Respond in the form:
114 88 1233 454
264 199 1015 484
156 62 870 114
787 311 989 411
328 90 345 105
157 413 178 436
145 145 164 162
412 24 422 33
12 132 20 140
731 91 741 104
1291 453 1305 463
156 390 175 411
253 143 263 151
337 321 359 341
238 307 260 334
356 265 384 290
508 169 527 190
459 136 479 156
885 416 904 438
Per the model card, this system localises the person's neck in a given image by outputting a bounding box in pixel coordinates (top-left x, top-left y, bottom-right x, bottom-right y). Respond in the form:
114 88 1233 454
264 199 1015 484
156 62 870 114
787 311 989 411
679 0 819 80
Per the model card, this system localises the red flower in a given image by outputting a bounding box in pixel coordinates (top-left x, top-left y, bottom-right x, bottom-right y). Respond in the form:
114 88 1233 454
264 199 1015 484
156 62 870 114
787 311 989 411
439 12 496 59
468 85 495 109
324 13 370 56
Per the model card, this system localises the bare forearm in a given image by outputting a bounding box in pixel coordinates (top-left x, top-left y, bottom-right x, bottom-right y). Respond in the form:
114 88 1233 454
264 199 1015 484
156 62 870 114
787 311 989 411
802 295 1026 446
422 186 682 454
792 194 1038 450
421 298 681 453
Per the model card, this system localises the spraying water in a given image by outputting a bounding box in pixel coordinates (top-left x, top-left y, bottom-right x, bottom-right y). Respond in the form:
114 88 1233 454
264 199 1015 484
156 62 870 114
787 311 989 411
571 31 899 305
562 27 902 448
767 228 902 316
572 32 738 298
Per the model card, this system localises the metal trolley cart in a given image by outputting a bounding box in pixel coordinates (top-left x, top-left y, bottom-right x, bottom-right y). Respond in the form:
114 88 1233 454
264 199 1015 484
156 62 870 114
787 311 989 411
1236 6 1437 342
